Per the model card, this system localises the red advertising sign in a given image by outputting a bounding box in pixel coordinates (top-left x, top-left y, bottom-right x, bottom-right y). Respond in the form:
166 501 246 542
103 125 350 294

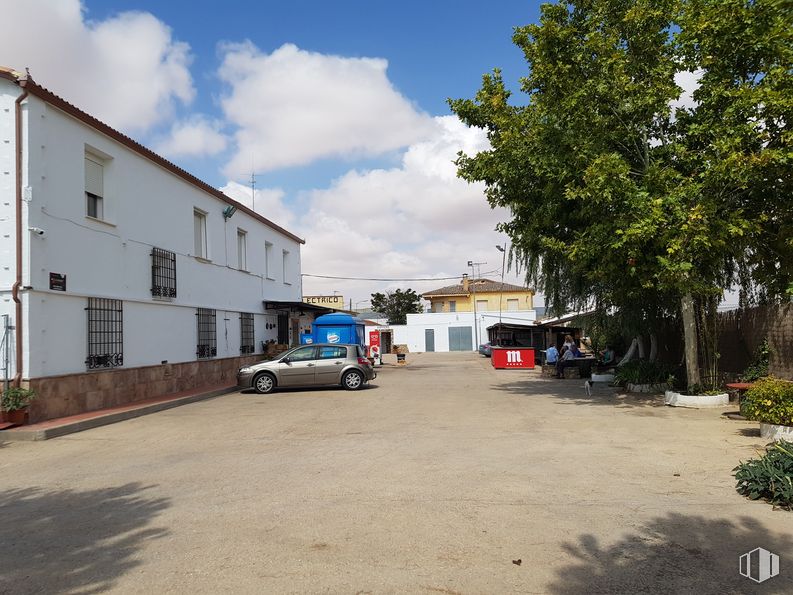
491 347 535 369
368 331 381 358
369 331 380 348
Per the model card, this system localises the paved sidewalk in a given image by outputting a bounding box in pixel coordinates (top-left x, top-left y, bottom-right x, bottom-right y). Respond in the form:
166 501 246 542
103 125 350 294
0 383 235 440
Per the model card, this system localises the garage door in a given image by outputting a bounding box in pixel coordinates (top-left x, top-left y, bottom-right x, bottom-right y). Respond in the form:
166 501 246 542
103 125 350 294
448 326 473 351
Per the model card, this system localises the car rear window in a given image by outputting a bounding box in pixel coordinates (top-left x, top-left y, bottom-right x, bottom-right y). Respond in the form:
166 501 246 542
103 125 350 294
318 346 347 359
356 345 365 358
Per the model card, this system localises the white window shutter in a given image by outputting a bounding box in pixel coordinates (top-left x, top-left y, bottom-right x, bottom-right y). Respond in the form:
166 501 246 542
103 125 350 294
85 157 103 196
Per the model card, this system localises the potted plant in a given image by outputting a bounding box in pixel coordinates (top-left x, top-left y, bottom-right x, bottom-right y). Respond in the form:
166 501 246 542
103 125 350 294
1 386 37 425
613 360 674 393
664 383 730 408
740 377 793 442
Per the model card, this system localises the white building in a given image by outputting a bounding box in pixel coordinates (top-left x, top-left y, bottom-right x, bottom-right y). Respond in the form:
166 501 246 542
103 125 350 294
0 67 308 422
384 310 538 353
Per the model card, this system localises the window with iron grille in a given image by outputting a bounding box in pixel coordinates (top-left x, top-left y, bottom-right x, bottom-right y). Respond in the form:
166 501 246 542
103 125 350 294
240 312 255 354
196 308 217 358
151 247 177 298
86 298 123 369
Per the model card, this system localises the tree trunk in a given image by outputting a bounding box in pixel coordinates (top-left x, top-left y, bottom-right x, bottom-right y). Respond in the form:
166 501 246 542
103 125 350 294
649 334 658 362
618 338 638 366
681 293 701 388
637 335 646 359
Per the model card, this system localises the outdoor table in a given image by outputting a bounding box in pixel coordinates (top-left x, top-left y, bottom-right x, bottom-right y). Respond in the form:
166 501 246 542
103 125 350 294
725 382 755 403
573 357 597 375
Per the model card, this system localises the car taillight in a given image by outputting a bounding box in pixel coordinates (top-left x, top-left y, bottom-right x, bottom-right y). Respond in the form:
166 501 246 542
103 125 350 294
357 357 370 366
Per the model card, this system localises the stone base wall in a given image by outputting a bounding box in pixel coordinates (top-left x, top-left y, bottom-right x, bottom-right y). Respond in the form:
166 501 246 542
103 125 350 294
26 355 262 423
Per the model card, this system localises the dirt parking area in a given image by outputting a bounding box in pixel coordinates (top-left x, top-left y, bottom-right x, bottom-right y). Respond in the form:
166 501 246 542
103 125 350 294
1 351 791 594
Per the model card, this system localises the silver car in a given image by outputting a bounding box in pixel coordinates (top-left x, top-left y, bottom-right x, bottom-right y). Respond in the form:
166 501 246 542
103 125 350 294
237 343 376 394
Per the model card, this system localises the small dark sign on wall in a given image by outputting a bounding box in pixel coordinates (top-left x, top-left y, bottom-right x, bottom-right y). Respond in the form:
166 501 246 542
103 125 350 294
49 272 66 291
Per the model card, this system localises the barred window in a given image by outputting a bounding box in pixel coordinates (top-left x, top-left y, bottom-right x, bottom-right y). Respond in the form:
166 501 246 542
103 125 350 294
86 298 123 369
196 308 216 359
151 247 177 298
240 313 255 354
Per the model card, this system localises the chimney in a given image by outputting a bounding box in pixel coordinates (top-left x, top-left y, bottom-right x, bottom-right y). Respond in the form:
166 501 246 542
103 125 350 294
462 274 469 293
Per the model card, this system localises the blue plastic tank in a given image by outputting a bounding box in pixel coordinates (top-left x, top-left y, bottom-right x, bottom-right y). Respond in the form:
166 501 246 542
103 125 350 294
303 313 366 347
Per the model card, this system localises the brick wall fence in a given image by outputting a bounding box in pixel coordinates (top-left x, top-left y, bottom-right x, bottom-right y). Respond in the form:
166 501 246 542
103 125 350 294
26 354 262 423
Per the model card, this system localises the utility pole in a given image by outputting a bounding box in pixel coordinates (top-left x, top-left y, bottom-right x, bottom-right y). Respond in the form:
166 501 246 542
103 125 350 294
250 172 256 212
467 260 486 350
496 244 507 337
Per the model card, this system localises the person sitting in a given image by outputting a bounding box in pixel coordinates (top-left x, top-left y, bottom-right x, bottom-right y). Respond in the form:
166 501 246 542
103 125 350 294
599 345 616 367
556 345 578 378
545 344 559 365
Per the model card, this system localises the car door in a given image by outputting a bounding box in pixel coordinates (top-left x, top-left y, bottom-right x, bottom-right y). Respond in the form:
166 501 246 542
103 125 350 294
314 345 349 385
278 346 317 387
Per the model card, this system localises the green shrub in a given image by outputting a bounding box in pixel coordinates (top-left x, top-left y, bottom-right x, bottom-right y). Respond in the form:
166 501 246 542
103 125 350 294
741 340 770 382
613 359 675 386
682 385 724 396
733 441 793 509
1 387 36 412
740 377 793 426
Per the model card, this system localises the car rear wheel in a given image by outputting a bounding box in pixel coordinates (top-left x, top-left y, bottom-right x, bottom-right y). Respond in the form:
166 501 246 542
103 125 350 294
342 370 364 391
253 372 276 394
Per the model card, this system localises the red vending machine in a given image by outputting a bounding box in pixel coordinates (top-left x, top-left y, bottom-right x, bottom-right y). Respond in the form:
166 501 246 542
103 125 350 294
491 347 535 369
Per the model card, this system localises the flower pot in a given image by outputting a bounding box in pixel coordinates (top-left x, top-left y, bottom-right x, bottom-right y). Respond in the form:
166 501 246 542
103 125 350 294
760 423 793 442
1 408 28 425
591 373 614 383
627 383 669 394
664 391 729 408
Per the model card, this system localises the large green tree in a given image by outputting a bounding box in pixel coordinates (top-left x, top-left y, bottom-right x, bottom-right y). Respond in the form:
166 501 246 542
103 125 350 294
370 289 424 325
450 0 792 387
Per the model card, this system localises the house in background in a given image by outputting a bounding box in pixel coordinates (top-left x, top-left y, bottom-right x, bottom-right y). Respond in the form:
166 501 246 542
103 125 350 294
371 277 537 353
0 67 308 423
422 276 534 315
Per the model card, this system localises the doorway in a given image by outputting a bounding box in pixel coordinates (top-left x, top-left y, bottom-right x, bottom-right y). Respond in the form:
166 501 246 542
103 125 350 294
425 329 435 352
277 313 289 344
290 318 300 347
379 330 393 354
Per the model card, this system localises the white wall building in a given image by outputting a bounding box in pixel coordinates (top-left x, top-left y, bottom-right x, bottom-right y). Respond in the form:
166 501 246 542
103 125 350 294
0 68 307 422
385 310 537 353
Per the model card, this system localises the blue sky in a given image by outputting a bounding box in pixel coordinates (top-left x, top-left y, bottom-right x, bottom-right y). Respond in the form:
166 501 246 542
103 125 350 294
2 0 545 305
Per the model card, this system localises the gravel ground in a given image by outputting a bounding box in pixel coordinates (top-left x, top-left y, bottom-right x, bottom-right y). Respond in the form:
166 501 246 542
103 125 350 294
1 351 791 594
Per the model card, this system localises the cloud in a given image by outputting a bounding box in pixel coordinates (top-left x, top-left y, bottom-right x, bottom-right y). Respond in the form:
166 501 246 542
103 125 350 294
156 116 228 158
671 70 703 112
0 0 194 132
219 42 435 177
290 116 525 302
303 116 502 246
220 181 295 230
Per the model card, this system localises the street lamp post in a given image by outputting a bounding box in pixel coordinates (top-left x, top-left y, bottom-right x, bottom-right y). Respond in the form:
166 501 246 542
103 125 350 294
496 244 507 340
467 260 486 350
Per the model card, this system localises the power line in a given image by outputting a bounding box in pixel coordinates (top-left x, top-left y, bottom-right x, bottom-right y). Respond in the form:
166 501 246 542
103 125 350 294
302 268 502 282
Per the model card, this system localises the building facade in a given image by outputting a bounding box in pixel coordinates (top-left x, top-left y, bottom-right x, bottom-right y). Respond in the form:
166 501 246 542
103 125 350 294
366 278 537 353
422 277 534 314
0 68 306 422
